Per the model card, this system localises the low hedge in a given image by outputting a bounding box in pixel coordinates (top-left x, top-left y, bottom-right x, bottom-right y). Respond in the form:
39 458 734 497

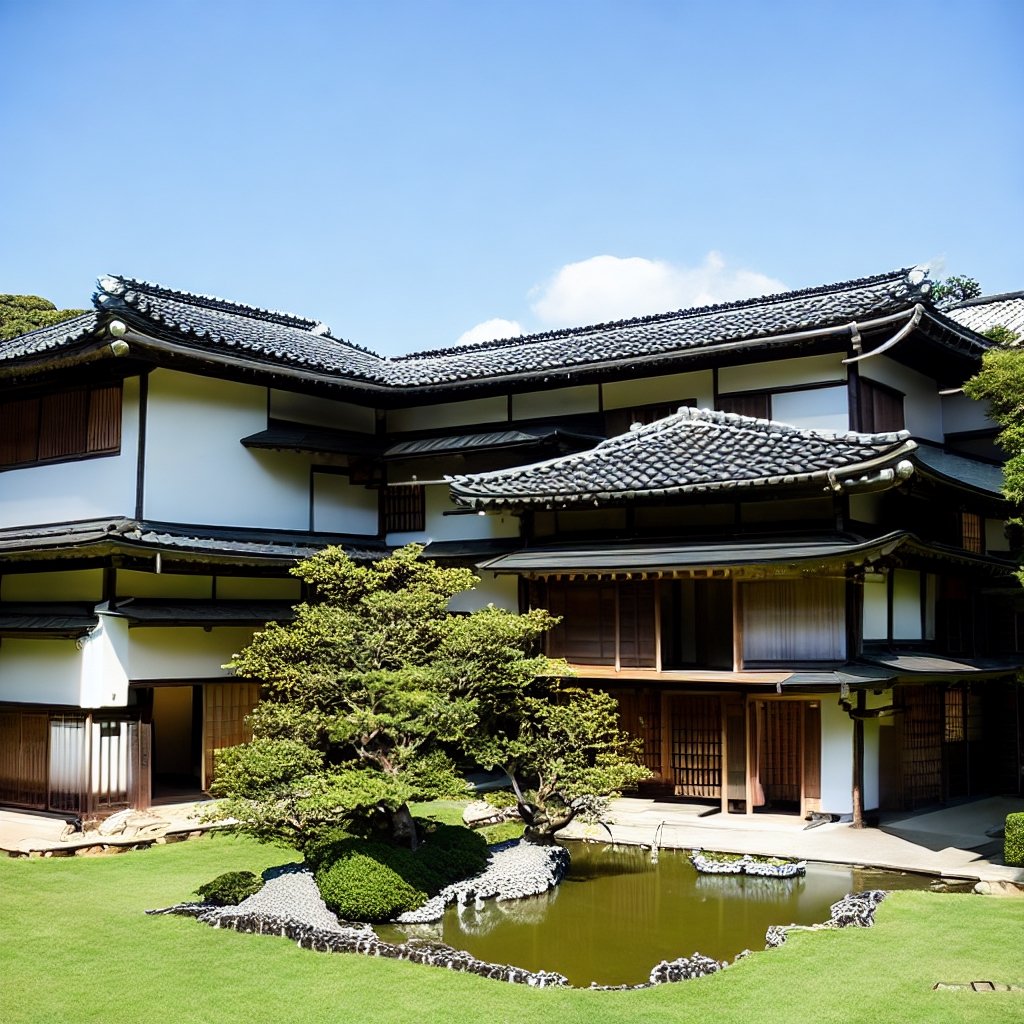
315 822 489 922
1005 812 1024 867
195 870 264 906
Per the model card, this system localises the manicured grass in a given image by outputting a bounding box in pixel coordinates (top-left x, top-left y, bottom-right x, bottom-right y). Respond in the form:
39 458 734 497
2 833 1021 1024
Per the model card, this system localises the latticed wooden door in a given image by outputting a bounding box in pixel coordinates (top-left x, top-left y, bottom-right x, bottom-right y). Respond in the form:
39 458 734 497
669 695 721 798
899 686 943 808
202 683 261 789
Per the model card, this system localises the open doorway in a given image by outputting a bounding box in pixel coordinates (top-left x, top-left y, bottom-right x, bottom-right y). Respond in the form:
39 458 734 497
137 685 203 803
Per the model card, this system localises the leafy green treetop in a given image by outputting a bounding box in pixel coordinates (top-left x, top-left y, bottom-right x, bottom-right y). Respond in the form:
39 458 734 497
930 275 982 309
964 347 1024 509
214 544 559 850
0 294 86 340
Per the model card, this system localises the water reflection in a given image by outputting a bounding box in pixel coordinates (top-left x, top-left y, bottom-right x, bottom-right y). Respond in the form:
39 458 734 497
382 842 939 988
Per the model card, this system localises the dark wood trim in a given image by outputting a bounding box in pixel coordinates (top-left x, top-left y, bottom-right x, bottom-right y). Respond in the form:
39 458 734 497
135 373 149 521
851 690 866 828
847 359 862 431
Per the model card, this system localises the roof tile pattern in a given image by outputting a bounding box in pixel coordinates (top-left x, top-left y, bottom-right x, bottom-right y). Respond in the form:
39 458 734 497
95 269 932 388
946 292 1024 340
0 312 98 363
96 275 385 379
448 407 914 507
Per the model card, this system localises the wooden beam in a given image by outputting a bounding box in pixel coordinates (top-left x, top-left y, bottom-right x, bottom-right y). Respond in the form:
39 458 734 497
852 690 866 828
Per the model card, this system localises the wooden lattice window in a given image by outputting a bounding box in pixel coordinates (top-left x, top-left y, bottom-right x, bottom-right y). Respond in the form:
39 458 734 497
960 512 983 554
718 392 771 419
382 484 425 533
0 383 122 469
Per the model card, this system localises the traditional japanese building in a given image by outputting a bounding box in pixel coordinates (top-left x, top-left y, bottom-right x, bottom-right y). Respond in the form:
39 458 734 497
0 267 1020 822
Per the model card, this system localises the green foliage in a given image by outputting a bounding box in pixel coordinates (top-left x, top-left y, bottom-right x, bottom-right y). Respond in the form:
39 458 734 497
470 684 652 841
983 324 1021 346
477 819 525 845
316 845 428 921
217 544 562 850
1005 812 1024 867
194 870 264 905
0 294 86 340
931 275 982 308
963 347 1024 510
314 823 488 921
483 789 518 809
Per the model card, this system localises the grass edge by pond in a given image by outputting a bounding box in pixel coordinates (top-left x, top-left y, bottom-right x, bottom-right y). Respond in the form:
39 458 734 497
2 832 1022 1024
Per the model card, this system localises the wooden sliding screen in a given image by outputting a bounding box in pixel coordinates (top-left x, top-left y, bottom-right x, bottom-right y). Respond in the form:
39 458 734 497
669 695 722 798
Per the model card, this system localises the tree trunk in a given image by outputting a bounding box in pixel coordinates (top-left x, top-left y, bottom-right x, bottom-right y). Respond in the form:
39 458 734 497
390 803 418 849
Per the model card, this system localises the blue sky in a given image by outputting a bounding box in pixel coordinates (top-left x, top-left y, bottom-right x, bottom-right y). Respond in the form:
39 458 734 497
1 0 1021 356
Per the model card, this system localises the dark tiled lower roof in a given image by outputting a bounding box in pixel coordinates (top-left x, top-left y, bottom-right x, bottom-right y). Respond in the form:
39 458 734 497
0 603 99 638
0 518 386 565
448 407 917 508
0 312 98 364
109 599 295 626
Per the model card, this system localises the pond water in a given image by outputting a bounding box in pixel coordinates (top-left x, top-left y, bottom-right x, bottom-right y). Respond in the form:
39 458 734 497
380 842 945 987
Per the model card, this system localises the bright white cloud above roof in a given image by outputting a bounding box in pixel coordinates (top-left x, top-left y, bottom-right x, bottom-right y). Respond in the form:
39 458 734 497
455 317 524 346
529 252 787 328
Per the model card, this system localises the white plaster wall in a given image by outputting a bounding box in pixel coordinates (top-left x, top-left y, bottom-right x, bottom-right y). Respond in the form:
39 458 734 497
848 492 884 525
772 386 849 432
820 697 853 814
269 389 376 433
448 572 519 612
860 357 943 441
719 354 846 393
128 626 260 680
0 376 141 530
215 577 301 600
80 612 130 707
144 369 309 529
892 569 921 640
986 519 1010 555
602 370 714 410
388 396 507 432
512 386 599 420
0 639 83 705
388 484 520 546
862 575 888 640
941 393 992 436
115 570 213 599
1 569 104 602
312 472 379 534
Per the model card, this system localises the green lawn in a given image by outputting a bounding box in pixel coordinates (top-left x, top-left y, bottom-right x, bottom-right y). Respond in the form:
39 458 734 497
2 833 1021 1024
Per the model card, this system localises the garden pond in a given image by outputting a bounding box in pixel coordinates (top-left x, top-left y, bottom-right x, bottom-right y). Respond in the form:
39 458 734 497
379 841 960 987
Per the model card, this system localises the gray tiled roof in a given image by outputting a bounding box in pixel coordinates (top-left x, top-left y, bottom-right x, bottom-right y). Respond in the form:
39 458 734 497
388 269 930 386
448 407 916 508
5 269 992 392
0 517 386 565
0 312 98 364
946 291 1024 340
95 275 387 380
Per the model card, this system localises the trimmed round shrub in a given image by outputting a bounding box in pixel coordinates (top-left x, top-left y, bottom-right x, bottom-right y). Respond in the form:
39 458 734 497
316 844 427 922
417 821 489 887
195 870 264 906
313 824 489 922
1005 812 1024 867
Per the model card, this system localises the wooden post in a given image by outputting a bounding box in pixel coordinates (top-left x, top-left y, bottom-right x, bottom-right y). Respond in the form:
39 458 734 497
852 690 866 828
660 691 672 792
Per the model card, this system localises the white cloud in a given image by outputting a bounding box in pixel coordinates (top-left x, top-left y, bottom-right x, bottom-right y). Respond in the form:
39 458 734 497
529 252 787 328
455 317 523 346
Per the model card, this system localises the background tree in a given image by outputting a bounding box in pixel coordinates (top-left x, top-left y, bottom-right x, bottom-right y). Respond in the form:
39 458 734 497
214 544 558 850
0 294 86 340
930 275 982 309
470 684 651 843
964 347 1024 511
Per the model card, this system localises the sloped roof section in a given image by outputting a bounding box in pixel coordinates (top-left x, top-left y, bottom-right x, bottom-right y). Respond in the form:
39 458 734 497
0 312 98 364
95 274 388 381
389 269 929 386
448 407 916 508
945 291 1024 339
